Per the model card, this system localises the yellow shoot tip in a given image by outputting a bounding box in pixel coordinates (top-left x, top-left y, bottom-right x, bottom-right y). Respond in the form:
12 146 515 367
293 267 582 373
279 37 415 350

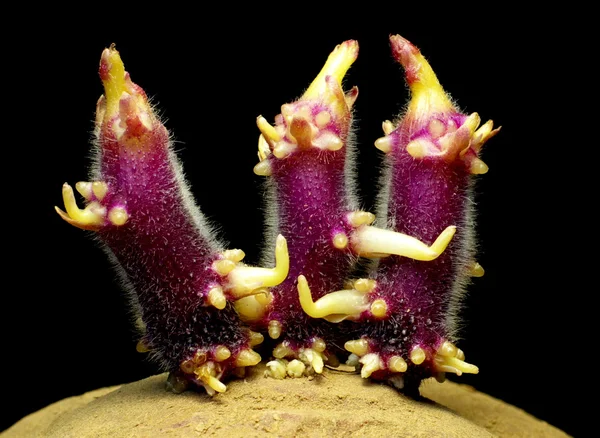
302 40 359 100
389 35 453 116
99 46 127 116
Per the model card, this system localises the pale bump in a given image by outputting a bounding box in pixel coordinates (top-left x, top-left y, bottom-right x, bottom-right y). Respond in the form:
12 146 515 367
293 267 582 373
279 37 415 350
253 160 273 176
428 119 446 139
470 157 489 175
319 133 343 151
193 350 208 365
353 278 377 294
265 359 287 379
406 138 429 158
469 262 485 277
235 349 261 367
257 134 271 161
447 119 457 133
382 120 395 135
374 136 393 153
344 339 369 357
302 348 324 374
389 355 408 373
249 330 264 347
315 110 331 128
370 299 388 318
213 259 236 276
207 286 226 310
273 342 293 359
75 181 93 200
410 346 426 365
268 320 282 339
348 211 376 227
287 359 306 378
223 249 245 262
312 338 326 353
214 345 231 362
438 341 458 357
180 359 195 374
135 339 150 353
92 181 109 201
107 206 128 226
333 232 349 249
273 142 295 159
360 353 383 378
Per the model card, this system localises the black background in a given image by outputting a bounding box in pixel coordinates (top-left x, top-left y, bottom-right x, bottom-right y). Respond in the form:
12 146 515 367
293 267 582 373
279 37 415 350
4 8 582 436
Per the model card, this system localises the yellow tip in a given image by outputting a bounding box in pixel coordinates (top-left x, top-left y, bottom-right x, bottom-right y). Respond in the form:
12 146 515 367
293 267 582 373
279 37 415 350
389 35 454 117
99 46 128 116
302 40 359 100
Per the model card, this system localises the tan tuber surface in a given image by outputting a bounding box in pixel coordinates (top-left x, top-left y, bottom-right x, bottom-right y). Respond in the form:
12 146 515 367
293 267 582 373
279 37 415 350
4 363 569 438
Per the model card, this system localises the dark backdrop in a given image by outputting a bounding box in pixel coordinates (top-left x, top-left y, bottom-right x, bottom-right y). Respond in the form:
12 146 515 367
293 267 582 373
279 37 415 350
4 10 581 436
